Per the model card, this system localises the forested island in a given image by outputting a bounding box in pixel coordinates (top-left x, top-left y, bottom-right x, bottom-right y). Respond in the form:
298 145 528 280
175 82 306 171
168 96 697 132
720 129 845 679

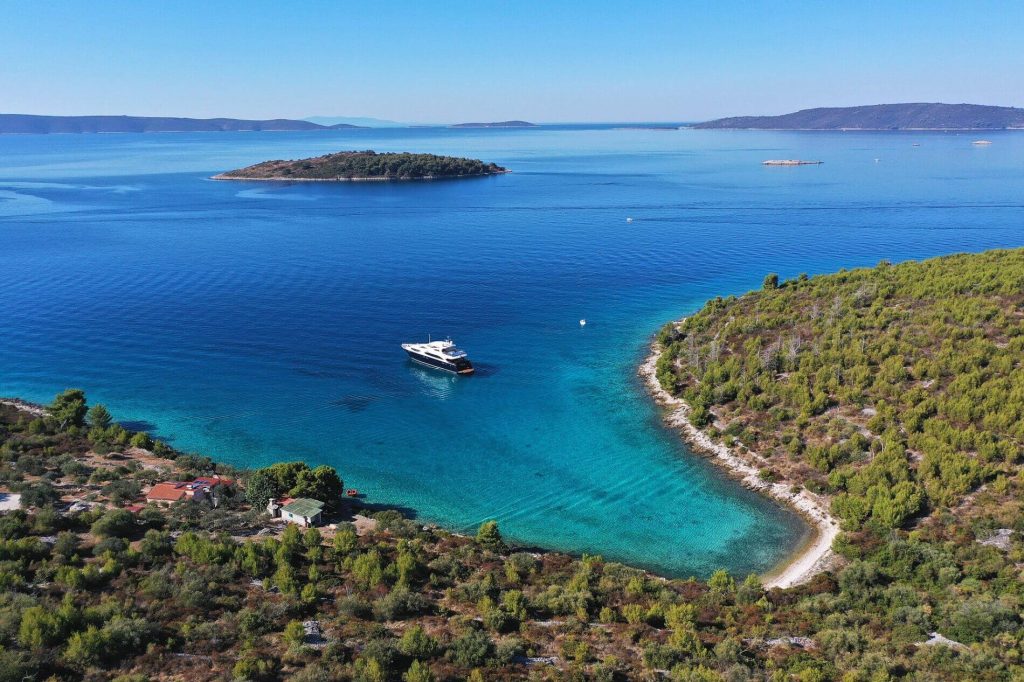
4 249 1024 681
214 151 508 182
694 103 1024 130
0 114 363 134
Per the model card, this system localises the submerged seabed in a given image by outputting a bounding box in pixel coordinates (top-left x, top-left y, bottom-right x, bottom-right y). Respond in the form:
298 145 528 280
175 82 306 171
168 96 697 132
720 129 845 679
2 126 1023 576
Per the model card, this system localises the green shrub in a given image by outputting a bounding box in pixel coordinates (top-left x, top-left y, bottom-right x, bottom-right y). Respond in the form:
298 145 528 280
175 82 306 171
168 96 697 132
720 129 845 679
374 587 431 621
90 508 136 538
447 629 493 667
398 626 441 659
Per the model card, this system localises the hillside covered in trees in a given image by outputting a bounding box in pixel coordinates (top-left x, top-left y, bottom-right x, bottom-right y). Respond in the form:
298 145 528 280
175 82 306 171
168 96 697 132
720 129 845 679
649 248 1024 677
656 248 1024 526
215 151 507 181
693 103 1024 130
0 115 361 134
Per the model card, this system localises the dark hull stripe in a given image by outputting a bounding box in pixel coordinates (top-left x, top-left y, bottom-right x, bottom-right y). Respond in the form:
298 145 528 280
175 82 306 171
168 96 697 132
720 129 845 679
404 350 474 374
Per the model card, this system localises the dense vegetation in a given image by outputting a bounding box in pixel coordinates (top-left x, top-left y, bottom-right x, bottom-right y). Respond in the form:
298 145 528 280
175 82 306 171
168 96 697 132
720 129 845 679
217 151 507 181
657 249 1024 527
651 248 1024 678
245 461 343 512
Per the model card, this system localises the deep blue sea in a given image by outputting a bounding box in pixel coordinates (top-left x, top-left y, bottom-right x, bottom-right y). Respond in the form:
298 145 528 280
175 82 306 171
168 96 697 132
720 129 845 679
2 125 1023 577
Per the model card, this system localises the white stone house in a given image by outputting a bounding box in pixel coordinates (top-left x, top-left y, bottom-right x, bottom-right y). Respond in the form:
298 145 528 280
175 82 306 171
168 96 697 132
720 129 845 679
268 497 324 527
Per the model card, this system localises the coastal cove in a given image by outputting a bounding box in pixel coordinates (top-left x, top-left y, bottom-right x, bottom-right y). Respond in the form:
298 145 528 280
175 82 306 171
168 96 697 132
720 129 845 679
639 344 839 589
3 125 1024 579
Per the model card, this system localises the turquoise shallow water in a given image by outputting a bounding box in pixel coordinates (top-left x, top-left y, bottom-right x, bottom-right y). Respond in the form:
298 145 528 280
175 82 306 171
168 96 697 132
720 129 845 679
2 126 1023 577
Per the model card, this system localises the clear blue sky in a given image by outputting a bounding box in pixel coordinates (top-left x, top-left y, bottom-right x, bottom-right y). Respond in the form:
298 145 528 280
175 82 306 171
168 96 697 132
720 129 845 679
3 0 1022 122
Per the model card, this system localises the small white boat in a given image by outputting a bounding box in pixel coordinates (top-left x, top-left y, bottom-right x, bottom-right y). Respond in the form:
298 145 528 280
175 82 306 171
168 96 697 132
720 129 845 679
579 319 587 327
762 159 823 166
972 140 993 145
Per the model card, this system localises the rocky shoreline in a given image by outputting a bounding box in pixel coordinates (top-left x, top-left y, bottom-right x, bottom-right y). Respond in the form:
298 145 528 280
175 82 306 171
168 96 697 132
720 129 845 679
0 397 48 418
639 338 840 589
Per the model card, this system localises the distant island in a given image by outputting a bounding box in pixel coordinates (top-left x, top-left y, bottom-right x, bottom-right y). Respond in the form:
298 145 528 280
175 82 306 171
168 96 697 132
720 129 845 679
762 159 823 166
450 120 537 128
0 114 363 134
214 150 508 182
694 103 1024 130
304 115 404 128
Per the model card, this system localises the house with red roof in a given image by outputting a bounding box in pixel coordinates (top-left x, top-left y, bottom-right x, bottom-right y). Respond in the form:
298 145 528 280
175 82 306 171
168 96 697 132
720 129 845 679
146 481 204 506
145 476 233 507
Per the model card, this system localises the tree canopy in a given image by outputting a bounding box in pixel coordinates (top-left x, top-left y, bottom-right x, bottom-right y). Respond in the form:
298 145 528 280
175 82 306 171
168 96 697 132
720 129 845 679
49 389 87 431
86 404 112 430
246 461 343 510
219 151 506 181
657 248 1024 529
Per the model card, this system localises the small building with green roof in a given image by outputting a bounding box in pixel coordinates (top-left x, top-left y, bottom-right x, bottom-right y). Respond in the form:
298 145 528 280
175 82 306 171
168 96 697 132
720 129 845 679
279 497 324 527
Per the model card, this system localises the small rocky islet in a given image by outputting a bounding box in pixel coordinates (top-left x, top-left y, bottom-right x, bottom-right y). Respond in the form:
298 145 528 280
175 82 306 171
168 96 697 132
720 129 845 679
214 150 508 182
